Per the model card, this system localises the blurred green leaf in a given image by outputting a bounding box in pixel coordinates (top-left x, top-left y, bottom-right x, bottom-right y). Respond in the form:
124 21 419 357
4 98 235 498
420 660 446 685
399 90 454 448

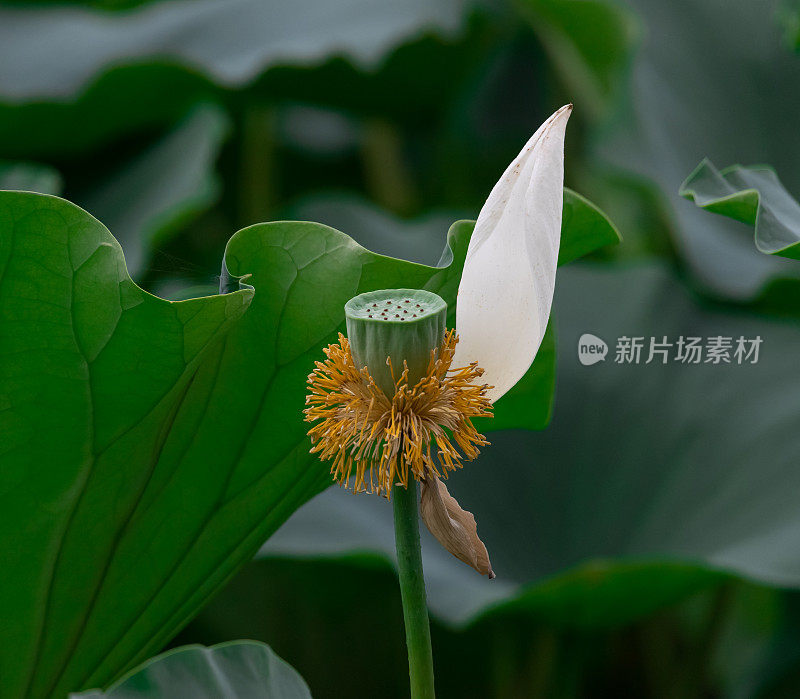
517 0 639 118
0 161 62 194
0 19 497 159
0 0 467 101
484 259 800 601
69 642 311 698
263 487 725 625
0 66 218 159
182 556 737 698
78 104 229 278
594 0 800 299
573 168 676 262
705 584 784 698
680 159 800 260
559 187 622 264
778 0 800 50
25 0 158 8
742 591 800 698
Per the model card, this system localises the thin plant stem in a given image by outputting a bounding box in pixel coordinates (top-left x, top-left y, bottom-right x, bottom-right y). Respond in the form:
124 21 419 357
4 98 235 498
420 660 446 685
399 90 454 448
238 104 277 227
362 118 417 215
392 481 436 699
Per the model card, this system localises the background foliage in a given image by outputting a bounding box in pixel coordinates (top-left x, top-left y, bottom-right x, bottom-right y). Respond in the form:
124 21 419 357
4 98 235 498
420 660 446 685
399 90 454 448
3 0 800 696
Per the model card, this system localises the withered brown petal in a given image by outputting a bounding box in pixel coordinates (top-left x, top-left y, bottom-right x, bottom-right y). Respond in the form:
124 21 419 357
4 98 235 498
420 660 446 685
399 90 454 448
420 476 495 578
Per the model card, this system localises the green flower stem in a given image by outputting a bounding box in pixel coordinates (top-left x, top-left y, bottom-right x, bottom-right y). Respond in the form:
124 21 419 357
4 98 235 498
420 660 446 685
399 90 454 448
392 481 436 699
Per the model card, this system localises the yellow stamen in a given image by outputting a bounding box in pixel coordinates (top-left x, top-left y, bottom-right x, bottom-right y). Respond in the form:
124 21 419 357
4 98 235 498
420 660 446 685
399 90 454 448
304 330 493 497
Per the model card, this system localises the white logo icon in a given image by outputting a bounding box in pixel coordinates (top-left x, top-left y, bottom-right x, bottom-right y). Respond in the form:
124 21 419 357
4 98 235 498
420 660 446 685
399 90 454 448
578 334 608 366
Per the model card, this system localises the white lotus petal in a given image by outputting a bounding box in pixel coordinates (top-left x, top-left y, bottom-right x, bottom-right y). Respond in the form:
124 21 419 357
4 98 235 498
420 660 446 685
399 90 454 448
453 104 571 402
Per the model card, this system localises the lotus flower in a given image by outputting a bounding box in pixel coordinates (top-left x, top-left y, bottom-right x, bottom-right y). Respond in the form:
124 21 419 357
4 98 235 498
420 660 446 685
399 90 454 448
305 105 572 577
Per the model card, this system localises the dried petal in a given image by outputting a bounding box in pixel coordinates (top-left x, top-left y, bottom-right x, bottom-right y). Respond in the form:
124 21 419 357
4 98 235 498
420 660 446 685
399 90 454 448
420 476 494 578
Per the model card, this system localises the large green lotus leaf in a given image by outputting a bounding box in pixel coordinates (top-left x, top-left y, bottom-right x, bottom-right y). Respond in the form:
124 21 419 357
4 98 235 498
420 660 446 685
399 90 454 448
0 0 466 102
70 642 311 698
261 260 800 627
517 0 639 119
0 192 466 698
77 104 229 279
0 161 62 195
592 0 800 298
680 159 800 261
0 188 616 697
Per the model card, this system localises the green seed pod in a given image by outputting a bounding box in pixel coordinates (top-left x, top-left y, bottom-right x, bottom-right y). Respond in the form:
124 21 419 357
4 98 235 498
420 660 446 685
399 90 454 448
345 288 447 396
